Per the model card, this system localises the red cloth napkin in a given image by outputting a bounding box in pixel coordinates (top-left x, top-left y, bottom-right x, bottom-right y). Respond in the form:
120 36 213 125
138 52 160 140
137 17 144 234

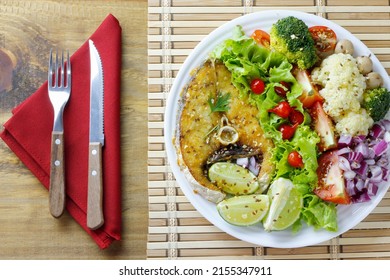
0 14 122 249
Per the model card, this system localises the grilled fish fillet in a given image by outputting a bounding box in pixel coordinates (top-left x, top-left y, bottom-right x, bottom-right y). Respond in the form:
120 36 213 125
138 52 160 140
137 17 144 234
176 60 274 203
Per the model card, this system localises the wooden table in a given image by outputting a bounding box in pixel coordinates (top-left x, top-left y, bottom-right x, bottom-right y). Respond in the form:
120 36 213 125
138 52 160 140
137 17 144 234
0 0 148 259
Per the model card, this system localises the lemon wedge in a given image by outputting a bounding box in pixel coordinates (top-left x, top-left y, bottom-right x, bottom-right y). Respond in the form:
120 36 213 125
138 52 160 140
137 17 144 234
208 162 259 195
217 194 269 226
263 177 303 231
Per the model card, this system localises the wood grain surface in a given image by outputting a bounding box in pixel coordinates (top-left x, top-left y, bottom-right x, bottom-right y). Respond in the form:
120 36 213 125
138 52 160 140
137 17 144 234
0 0 148 259
49 131 66 219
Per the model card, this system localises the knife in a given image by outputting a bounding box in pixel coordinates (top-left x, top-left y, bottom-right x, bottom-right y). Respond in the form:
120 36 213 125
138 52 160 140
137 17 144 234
87 39 105 230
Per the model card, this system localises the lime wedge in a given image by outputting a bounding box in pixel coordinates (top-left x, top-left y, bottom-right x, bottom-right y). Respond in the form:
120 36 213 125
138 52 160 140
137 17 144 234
217 194 270 226
208 162 259 195
263 177 303 231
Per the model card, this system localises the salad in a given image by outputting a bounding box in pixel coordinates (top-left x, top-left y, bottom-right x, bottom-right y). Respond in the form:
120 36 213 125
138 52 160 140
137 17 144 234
174 15 390 236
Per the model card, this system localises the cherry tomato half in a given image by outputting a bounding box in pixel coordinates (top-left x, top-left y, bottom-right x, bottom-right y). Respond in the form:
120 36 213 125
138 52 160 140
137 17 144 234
251 29 270 48
250 78 265 94
274 81 291 98
287 151 304 168
279 123 298 140
309 26 337 53
289 109 304 125
268 101 292 119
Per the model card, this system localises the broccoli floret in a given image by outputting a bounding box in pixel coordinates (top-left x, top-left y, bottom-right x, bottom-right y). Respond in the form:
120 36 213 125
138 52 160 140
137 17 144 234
270 16 318 69
362 87 390 122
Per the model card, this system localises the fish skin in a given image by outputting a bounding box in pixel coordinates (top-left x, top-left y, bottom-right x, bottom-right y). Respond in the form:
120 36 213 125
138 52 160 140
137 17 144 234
176 60 274 203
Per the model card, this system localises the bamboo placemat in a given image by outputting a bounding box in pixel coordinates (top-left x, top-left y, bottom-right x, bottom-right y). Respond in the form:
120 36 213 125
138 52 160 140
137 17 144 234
147 0 390 259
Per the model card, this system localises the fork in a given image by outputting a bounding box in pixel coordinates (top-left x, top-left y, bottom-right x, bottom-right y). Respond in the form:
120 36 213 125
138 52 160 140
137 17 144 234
48 49 71 218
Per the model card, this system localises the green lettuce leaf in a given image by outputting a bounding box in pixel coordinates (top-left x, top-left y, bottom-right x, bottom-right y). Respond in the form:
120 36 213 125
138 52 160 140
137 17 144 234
211 25 296 97
301 194 338 232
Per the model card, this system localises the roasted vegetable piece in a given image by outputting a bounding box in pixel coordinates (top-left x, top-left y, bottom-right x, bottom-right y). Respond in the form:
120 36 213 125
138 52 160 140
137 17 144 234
362 87 390 122
270 16 318 69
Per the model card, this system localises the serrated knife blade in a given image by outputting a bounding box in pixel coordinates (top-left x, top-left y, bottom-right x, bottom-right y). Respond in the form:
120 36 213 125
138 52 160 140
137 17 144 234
87 39 105 230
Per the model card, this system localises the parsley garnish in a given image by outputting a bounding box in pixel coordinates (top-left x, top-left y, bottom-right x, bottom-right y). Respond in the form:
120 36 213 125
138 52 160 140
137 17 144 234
208 92 231 113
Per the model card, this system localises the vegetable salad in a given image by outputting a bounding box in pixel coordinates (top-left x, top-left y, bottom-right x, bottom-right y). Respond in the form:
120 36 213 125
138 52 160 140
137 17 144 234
208 16 390 232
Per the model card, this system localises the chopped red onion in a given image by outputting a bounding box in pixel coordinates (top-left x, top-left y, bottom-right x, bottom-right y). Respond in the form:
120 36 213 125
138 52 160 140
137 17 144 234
336 121 390 204
356 161 368 178
338 156 351 171
236 156 260 176
347 152 363 163
344 170 356 180
248 156 260 176
336 147 352 156
346 179 356 196
352 135 366 144
379 119 390 131
365 159 376 165
352 189 371 203
355 143 369 158
370 123 384 138
383 168 389 181
355 178 364 191
367 183 378 196
369 165 383 183
373 140 388 156
338 134 352 148
236 157 249 168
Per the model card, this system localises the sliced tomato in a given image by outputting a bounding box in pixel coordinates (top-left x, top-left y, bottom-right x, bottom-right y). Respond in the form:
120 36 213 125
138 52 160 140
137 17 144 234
309 101 337 152
251 29 270 48
309 26 337 53
315 151 351 204
292 67 324 108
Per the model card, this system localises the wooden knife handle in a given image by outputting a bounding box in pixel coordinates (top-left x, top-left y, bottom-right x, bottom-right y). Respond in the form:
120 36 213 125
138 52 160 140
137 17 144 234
49 131 66 218
87 142 104 230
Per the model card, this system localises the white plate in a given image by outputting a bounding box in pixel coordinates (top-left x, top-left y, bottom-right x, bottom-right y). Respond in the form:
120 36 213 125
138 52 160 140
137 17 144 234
164 10 390 248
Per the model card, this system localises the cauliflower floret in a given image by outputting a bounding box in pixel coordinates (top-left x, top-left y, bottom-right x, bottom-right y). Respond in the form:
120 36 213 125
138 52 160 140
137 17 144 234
312 53 366 95
320 87 361 120
311 53 372 136
335 109 373 136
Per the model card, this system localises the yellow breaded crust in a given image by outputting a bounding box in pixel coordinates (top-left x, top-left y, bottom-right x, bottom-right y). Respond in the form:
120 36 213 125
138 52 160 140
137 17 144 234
177 60 275 202
179 61 222 192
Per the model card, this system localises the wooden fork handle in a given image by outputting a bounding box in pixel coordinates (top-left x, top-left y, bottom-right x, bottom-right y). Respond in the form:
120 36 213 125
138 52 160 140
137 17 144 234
87 142 104 230
49 131 66 218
